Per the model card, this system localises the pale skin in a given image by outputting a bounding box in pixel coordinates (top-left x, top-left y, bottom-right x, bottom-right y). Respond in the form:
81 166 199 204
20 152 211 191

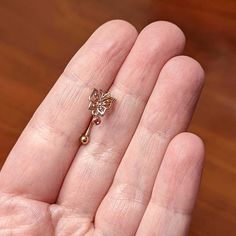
0 20 205 235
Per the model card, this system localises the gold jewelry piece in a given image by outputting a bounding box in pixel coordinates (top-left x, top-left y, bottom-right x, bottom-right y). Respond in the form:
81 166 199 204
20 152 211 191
80 88 115 145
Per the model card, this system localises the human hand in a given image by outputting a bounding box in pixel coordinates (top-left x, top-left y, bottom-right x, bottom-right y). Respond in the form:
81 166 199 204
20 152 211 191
0 20 205 236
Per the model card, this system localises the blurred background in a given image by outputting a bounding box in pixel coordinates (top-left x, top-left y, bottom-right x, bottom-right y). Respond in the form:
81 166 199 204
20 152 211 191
0 0 235 235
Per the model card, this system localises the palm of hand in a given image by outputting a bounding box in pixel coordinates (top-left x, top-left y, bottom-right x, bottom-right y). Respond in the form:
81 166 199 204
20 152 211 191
0 20 204 236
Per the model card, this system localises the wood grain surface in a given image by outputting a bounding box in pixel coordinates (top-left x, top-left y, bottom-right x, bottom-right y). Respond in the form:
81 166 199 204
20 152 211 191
0 1 235 235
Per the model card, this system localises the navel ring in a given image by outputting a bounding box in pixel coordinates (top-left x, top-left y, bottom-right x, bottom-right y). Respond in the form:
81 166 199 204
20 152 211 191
80 88 115 145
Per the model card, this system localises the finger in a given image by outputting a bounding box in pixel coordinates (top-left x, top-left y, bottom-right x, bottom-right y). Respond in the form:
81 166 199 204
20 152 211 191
57 21 185 221
136 133 204 236
0 20 138 203
95 56 204 235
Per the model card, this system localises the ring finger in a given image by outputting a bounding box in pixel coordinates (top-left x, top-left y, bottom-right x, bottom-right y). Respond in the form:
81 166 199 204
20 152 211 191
95 56 204 235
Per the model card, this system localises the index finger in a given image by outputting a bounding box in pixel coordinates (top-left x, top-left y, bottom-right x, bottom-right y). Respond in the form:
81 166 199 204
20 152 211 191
0 20 138 203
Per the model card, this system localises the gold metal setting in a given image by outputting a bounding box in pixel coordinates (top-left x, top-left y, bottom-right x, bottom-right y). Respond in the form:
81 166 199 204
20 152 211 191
80 88 115 145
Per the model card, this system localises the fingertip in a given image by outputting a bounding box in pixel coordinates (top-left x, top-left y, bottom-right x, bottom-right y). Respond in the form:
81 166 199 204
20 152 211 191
169 132 205 165
169 56 205 83
93 19 138 45
65 20 138 82
158 55 205 95
102 19 138 36
140 21 186 54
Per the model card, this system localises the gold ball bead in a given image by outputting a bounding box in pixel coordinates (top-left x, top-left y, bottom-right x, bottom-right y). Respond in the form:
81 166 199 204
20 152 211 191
80 135 89 144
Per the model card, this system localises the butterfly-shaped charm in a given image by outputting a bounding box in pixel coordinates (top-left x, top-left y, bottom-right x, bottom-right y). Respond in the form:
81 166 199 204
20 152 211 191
88 88 115 117
81 88 115 145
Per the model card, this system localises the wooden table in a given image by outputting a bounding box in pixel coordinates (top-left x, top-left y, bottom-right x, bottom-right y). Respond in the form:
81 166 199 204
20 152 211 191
0 1 235 235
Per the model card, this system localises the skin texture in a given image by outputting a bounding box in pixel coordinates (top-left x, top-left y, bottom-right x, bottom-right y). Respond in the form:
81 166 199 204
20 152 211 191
0 20 205 236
